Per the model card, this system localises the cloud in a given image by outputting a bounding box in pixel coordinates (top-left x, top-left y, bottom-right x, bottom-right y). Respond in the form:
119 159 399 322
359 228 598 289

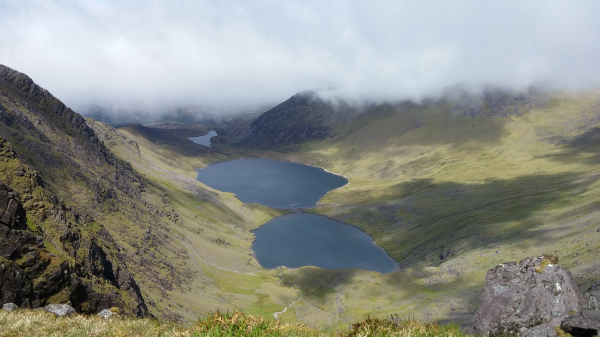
1 0 599 115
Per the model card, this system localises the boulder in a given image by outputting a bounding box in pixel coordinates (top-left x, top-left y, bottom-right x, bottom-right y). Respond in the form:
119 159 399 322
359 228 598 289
2 303 18 312
44 303 76 317
474 254 584 336
560 310 600 337
98 307 119 319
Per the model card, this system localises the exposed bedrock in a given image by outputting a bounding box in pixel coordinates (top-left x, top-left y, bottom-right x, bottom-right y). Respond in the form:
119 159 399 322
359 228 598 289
473 254 591 337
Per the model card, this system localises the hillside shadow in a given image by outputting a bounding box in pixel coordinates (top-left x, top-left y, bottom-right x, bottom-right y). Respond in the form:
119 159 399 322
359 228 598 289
540 127 600 165
278 261 483 326
326 171 597 267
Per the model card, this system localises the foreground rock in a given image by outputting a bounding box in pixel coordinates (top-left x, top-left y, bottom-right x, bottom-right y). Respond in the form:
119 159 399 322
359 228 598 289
560 310 600 337
2 303 18 311
474 254 584 336
98 307 119 319
44 304 76 317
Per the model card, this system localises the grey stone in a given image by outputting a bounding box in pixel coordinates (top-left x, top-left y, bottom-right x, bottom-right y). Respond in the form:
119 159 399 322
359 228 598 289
474 254 584 336
560 310 600 337
586 293 598 311
2 303 18 311
97 308 118 319
44 303 76 317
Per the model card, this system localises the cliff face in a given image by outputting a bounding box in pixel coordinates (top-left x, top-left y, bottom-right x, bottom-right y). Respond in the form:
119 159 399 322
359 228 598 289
0 136 147 315
0 65 158 316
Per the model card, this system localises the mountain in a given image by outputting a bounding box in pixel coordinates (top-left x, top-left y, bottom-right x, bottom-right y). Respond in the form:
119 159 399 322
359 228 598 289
223 91 357 150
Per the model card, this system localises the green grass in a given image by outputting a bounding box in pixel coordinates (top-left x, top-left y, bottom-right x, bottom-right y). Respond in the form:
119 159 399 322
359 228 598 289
0 309 469 337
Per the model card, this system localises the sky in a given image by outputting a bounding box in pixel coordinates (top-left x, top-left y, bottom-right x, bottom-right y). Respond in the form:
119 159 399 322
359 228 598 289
1 0 600 115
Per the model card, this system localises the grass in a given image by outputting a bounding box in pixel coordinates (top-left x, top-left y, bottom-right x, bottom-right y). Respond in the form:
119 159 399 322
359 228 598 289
345 316 467 337
0 309 190 337
0 309 468 337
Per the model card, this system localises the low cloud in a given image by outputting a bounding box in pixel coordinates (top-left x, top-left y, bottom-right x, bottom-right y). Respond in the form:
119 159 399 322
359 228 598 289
1 0 599 117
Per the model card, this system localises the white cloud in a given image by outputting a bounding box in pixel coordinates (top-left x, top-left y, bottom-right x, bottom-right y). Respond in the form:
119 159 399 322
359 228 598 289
1 0 599 115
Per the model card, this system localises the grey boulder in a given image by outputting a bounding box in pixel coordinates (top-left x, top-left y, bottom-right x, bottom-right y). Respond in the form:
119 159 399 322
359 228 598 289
560 310 600 337
474 254 584 336
44 303 76 317
2 303 18 312
97 308 118 319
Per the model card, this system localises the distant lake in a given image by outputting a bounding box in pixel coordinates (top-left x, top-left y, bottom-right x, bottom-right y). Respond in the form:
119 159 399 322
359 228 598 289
195 158 347 209
252 213 398 273
189 130 218 147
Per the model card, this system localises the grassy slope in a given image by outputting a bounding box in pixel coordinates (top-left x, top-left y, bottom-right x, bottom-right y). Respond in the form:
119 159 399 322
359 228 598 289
100 90 600 330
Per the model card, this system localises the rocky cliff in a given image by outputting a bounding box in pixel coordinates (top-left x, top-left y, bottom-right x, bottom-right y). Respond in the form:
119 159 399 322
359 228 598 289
0 64 190 317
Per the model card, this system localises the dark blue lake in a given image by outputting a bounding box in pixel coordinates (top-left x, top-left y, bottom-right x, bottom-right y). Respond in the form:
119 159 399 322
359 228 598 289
195 158 347 209
252 213 398 273
195 158 398 273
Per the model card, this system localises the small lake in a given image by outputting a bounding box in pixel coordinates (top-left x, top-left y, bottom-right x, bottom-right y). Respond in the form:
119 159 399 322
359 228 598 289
194 158 398 272
189 130 218 147
195 159 347 209
252 213 398 273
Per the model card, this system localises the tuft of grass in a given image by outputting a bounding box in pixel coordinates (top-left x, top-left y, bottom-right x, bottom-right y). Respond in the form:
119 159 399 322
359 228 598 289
343 315 467 337
193 310 320 336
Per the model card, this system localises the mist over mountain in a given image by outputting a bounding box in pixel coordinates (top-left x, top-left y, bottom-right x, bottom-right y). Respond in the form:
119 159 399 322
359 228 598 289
2 0 600 116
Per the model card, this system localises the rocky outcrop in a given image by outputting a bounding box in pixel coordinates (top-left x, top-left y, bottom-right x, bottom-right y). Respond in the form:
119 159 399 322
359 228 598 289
474 254 584 336
0 182 51 307
0 128 150 315
0 177 148 316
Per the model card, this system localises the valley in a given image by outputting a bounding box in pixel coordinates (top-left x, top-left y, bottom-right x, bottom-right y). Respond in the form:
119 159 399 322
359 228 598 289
2 64 600 332
111 88 600 329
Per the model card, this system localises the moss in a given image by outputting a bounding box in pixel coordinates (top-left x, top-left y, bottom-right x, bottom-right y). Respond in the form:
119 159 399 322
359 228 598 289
46 289 71 304
86 221 102 233
25 215 37 232
535 259 551 273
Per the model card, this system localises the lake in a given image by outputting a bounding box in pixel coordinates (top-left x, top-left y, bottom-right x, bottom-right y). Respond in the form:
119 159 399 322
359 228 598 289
189 130 218 147
252 213 398 273
195 158 347 209
194 158 398 272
